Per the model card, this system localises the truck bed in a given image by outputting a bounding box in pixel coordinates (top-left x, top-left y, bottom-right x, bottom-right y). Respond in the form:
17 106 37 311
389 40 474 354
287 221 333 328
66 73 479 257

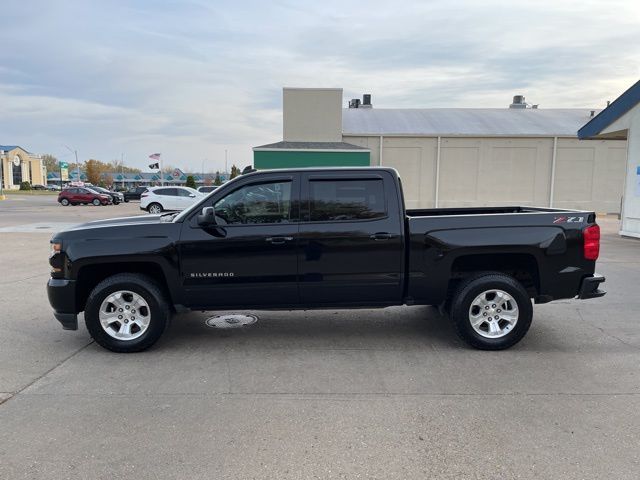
406 206 581 217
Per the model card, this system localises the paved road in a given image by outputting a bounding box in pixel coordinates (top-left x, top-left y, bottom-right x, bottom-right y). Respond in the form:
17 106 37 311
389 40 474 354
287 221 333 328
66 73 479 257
0 196 638 479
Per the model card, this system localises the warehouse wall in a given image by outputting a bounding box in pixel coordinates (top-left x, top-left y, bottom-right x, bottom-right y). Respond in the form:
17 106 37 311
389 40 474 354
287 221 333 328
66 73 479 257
345 135 627 212
283 88 343 142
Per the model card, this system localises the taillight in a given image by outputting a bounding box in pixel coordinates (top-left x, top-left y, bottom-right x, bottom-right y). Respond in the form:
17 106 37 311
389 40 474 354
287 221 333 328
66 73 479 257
583 224 600 260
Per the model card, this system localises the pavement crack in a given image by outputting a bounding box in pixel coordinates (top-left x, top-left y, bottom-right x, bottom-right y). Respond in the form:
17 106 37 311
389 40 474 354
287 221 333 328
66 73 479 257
576 308 640 351
1 340 95 407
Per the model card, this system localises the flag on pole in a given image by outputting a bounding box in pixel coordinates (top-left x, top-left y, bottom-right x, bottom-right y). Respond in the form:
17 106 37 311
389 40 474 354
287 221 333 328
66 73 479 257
148 153 161 170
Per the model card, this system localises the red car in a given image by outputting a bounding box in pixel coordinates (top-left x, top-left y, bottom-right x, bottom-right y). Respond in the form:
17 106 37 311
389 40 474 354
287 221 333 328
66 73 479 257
58 187 111 206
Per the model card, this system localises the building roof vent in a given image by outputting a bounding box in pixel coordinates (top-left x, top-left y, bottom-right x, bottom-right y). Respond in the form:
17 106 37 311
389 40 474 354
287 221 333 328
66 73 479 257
361 94 372 108
509 95 528 109
348 98 361 108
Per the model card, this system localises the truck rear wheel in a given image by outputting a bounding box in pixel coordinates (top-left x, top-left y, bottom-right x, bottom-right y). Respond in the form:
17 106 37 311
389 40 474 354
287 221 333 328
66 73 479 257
84 273 170 353
450 273 532 350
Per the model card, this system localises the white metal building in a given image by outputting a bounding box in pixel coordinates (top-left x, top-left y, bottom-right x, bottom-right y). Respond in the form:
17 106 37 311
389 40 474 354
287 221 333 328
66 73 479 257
343 101 627 212
274 88 627 213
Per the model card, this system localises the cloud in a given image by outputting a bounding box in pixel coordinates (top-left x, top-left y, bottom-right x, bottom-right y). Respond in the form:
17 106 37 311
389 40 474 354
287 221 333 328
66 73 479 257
0 0 638 170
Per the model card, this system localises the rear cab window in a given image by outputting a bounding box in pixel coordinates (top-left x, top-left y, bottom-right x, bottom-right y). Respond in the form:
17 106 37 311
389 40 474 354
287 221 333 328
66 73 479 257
308 178 386 221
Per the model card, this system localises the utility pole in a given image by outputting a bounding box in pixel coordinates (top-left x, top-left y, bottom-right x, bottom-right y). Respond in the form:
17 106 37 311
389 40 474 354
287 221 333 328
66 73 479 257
63 145 80 182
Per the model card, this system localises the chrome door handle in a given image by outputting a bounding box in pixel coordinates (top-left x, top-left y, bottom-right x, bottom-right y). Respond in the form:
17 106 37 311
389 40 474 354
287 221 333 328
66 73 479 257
265 236 294 245
370 232 394 241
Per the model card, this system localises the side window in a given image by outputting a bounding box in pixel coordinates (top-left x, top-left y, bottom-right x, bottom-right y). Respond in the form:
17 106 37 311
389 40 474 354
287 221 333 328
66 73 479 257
177 189 192 197
155 188 174 196
309 179 386 221
214 181 292 225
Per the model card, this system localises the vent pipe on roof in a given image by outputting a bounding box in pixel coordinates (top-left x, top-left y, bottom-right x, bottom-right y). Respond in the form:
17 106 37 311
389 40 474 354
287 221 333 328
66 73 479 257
509 95 528 109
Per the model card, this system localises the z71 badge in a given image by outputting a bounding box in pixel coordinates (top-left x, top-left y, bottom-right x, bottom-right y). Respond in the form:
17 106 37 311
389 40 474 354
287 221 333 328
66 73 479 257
553 216 584 224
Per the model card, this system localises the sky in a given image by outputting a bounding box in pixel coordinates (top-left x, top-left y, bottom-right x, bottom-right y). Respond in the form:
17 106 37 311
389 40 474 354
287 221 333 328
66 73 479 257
1 0 638 173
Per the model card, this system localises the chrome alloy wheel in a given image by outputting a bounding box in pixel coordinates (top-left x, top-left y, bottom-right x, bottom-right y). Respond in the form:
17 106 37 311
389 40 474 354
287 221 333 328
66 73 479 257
468 289 519 339
99 291 151 341
148 204 162 214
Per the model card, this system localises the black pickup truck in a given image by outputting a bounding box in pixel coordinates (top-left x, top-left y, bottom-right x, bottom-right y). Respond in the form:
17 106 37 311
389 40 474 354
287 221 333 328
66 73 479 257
48 167 605 352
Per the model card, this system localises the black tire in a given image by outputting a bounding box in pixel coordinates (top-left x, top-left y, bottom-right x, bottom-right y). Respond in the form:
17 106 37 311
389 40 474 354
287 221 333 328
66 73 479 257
147 202 163 214
113 199 119 205
92 198 100 206
450 273 533 350
60 198 69 206
124 198 129 203
84 273 170 353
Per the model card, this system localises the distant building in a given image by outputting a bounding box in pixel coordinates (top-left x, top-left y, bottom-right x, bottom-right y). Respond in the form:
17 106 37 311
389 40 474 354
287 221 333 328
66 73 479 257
47 167 230 187
255 88 627 213
0 145 46 189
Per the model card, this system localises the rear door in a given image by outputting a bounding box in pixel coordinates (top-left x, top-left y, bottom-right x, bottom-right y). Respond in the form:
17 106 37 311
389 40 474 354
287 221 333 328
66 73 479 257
298 171 404 306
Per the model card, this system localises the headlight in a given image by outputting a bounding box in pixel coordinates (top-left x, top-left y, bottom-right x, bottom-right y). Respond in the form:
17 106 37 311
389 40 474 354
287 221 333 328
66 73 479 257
50 242 62 258
50 241 64 275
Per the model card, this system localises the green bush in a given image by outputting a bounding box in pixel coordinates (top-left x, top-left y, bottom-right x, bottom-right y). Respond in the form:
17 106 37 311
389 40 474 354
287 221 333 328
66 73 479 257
185 175 196 189
19 181 32 191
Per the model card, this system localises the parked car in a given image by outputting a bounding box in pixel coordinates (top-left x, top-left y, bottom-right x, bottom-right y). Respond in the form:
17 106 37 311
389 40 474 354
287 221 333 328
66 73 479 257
197 186 218 194
140 186 202 214
47 167 606 353
88 186 124 205
57 187 111 206
32 184 47 190
46 184 61 191
123 186 149 202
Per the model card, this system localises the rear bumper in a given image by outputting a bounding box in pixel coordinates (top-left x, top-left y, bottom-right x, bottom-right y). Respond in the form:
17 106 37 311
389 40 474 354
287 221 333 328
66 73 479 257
577 274 606 300
47 278 78 330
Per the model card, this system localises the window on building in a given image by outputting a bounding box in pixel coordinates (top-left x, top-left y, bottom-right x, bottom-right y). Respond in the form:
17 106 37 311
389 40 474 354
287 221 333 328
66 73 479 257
309 179 386 221
12 159 22 186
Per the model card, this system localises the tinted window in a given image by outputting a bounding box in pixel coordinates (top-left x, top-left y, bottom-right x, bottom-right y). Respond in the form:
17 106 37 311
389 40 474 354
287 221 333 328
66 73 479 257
177 188 193 197
309 179 385 221
214 181 292 225
199 186 216 193
154 188 176 196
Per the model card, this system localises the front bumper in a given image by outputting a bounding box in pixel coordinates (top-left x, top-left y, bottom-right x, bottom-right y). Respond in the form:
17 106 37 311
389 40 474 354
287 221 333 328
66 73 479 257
47 278 78 330
577 274 606 300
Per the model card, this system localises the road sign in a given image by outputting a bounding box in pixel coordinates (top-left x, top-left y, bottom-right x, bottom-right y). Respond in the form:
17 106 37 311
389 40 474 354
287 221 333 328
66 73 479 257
59 161 68 169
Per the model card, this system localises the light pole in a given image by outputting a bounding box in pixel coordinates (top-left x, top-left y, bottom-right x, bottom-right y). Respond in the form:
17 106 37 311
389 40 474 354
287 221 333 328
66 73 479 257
0 150 5 199
63 145 80 182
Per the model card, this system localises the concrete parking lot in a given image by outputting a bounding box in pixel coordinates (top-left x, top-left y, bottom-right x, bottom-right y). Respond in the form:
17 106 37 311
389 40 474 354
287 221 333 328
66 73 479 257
0 194 638 479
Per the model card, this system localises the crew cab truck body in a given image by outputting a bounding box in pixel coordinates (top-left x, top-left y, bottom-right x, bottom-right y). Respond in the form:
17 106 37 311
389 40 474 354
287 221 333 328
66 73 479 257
47 167 605 352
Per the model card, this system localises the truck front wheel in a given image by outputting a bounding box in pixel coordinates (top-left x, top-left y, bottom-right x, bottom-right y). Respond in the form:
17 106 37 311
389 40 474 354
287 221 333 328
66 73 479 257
450 273 532 350
84 273 170 353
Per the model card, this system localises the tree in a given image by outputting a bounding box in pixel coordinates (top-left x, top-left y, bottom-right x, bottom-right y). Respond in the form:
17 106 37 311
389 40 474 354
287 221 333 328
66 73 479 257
41 154 58 173
214 171 222 186
85 159 101 185
109 160 141 174
185 175 197 189
230 164 240 179
103 174 114 188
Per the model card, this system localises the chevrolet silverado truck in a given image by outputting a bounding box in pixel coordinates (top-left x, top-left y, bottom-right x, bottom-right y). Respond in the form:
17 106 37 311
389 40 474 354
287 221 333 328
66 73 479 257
47 167 605 352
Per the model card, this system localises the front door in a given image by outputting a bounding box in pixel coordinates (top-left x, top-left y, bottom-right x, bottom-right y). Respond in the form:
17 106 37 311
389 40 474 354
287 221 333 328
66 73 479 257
298 171 404 306
178 173 300 309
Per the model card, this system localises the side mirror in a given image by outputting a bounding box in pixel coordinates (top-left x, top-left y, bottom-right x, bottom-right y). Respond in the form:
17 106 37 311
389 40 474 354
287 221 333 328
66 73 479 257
197 206 216 227
189 193 196 198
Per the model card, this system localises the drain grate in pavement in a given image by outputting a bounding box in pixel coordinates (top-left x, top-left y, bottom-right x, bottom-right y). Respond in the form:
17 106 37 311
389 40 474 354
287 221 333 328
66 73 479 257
205 314 258 329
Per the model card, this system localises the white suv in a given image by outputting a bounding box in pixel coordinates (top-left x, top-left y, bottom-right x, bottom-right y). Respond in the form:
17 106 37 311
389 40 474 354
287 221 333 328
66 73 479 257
140 187 202 214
